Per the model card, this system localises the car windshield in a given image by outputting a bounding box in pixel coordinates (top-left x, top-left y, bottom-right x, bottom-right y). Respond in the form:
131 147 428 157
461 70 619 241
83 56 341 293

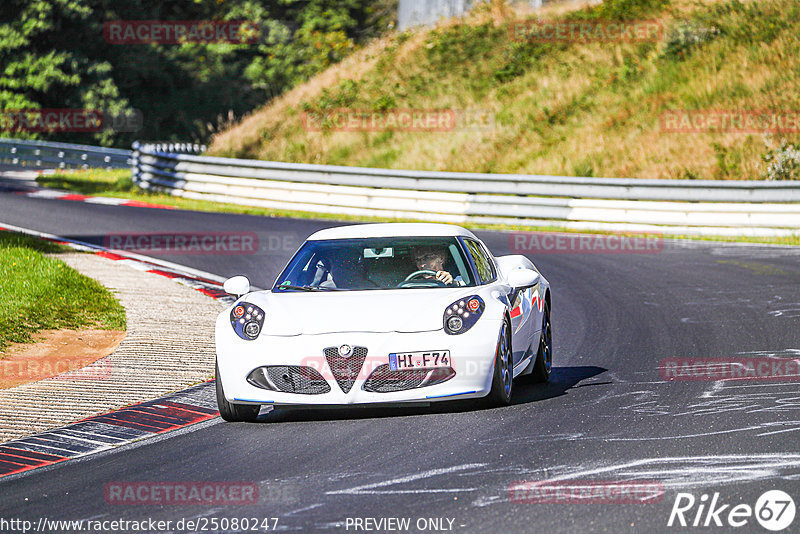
273 237 476 291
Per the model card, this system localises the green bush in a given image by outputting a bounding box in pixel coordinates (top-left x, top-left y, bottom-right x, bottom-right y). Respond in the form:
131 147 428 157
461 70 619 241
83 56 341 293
762 139 800 180
662 22 720 59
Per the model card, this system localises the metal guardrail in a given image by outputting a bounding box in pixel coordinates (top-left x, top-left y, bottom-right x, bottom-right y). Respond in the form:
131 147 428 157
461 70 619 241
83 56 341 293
1 138 796 236
0 138 132 170
137 142 207 154
132 143 800 237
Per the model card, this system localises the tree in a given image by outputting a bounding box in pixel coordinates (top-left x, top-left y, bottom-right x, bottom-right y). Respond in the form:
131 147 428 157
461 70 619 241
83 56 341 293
0 0 130 145
0 0 396 146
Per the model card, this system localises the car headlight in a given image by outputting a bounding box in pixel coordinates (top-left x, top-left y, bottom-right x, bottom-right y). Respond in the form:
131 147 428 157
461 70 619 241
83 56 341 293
443 295 484 335
230 302 266 340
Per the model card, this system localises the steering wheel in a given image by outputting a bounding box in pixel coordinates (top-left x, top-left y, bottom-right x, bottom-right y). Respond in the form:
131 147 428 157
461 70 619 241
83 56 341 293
399 270 445 287
404 269 436 282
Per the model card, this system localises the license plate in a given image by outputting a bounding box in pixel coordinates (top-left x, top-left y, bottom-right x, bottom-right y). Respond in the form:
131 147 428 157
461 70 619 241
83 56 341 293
389 350 451 371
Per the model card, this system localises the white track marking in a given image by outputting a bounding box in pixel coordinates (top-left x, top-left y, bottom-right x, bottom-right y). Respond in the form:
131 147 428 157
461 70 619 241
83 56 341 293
327 463 486 495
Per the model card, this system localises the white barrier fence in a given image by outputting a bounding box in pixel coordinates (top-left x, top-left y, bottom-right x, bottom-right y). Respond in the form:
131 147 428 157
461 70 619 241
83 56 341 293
132 143 800 237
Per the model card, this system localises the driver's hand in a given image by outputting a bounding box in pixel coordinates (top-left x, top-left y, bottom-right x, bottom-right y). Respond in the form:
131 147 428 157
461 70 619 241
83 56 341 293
436 270 453 285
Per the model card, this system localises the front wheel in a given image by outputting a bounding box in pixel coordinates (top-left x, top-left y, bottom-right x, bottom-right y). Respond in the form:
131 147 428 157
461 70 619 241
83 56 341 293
216 362 260 422
530 301 552 382
487 317 513 406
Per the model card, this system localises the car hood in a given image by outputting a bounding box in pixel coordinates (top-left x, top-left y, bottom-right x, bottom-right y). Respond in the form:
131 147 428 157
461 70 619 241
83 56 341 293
244 287 484 336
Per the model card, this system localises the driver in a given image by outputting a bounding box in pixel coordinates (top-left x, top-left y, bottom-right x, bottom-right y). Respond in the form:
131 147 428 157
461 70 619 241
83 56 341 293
410 245 457 285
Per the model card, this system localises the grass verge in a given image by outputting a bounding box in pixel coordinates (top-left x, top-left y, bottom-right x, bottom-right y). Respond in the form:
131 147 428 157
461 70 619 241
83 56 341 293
36 169 800 246
38 169 134 195
209 0 800 181
0 231 126 352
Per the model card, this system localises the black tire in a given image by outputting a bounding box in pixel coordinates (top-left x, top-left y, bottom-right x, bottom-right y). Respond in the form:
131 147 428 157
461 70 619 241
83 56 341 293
215 362 260 422
530 301 552 383
487 317 513 406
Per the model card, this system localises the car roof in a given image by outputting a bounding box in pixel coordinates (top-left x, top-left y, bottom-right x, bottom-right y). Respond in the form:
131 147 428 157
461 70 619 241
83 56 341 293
307 223 477 241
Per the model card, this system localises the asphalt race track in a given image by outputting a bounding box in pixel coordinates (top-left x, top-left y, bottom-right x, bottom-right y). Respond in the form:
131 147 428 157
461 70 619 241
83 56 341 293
2 190 800 533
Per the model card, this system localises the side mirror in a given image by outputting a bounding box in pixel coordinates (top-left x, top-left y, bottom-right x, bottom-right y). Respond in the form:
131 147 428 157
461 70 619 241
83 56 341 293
223 276 251 297
507 268 540 289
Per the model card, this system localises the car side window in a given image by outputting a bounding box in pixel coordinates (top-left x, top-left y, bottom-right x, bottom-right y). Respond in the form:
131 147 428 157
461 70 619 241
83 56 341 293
464 239 496 284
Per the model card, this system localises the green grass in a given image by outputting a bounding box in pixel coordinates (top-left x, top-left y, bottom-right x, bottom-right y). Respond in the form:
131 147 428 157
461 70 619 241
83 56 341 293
37 169 134 195
0 231 126 352
211 0 800 180
37 169 800 246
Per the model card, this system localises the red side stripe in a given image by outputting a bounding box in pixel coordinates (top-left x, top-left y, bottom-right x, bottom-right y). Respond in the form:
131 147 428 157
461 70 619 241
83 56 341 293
0 449 68 477
60 194 88 201
0 460 37 475
159 401 218 416
96 251 127 261
121 200 175 209
0 457 34 468
0 459 69 477
0 452 53 466
95 404 216 433
0 447 66 462
125 406 207 426
146 269 180 279
93 413 174 432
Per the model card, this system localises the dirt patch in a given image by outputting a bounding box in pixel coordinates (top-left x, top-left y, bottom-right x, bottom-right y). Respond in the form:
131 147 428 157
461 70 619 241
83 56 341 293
0 329 125 389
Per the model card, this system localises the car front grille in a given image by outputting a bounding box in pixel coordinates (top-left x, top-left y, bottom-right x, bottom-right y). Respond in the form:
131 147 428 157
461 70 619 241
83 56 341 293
362 365 456 393
324 346 368 393
247 365 331 395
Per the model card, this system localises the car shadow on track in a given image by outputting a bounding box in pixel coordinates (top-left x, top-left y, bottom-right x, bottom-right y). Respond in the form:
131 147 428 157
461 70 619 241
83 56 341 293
511 365 608 405
255 365 608 424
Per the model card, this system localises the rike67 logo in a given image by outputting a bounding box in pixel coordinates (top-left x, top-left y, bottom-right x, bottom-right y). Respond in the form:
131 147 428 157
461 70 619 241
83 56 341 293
668 490 796 531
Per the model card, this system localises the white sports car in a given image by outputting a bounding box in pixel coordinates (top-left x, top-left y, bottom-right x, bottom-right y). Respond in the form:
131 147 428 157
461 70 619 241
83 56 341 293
215 223 551 421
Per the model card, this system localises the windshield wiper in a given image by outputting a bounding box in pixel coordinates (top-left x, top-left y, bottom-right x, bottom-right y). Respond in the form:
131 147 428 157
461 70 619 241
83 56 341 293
275 284 338 292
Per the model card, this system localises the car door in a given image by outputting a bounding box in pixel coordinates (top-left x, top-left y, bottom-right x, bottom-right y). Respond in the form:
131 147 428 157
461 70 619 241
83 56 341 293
463 239 532 368
512 279 541 364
